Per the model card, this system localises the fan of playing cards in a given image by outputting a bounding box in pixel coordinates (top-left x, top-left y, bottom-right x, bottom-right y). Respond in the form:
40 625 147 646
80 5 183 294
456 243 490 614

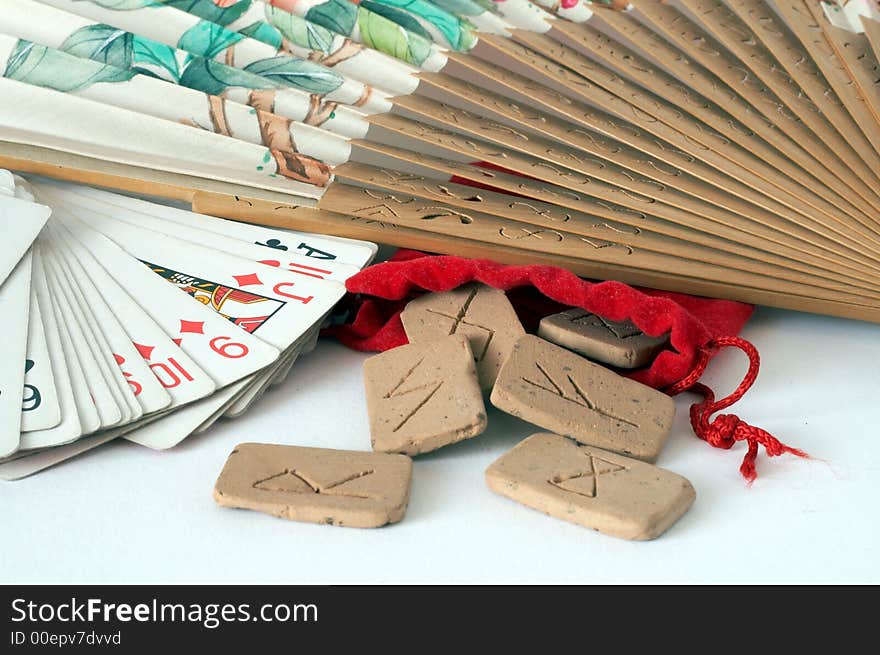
0 171 377 480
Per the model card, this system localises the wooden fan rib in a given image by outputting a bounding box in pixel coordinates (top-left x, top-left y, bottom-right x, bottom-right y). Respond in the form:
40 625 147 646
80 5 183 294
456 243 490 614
367 109 880 280
859 16 880 120
196 192 880 322
317 181 880 304
821 23 880 131
498 30 878 247
351 139 880 293
537 20 880 232
432 37 880 264
332 162 880 300
585 7 880 220
4 140 879 321
670 0 880 191
767 0 880 168
622 2 880 214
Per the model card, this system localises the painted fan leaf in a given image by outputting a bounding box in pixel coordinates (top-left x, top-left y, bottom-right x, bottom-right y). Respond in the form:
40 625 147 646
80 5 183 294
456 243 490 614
177 19 244 59
429 0 486 17
178 55 278 96
58 23 134 69
161 0 252 26
468 0 502 14
131 36 181 81
86 0 160 8
242 56 343 94
304 0 358 37
4 40 135 92
265 5 335 54
238 20 284 50
357 7 432 66
359 0 432 41
363 0 477 50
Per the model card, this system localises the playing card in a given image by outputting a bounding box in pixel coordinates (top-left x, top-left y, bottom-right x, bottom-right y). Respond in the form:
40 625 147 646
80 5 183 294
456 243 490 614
51 221 216 412
44 225 172 418
19 251 83 450
31 248 102 437
121 266 343 448
20 283 62 433
0 411 157 481
0 433 115 481
210 329 315 427
45 237 145 424
36 184 360 284
47 183 378 268
11 174 35 203
0 251 32 457
55 214 279 389
52 216 346 448
0 169 14 197
41 246 125 429
0 190 50 287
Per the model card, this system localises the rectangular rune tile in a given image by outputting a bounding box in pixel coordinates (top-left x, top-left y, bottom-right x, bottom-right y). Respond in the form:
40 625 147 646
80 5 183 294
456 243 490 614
538 308 669 368
400 283 526 391
490 335 675 461
486 433 696 540
213 443 413 528
364 334 487 455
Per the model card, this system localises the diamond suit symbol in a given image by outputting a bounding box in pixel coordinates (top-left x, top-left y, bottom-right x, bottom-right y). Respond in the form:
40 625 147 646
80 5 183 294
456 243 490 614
179 320 205 335
233 273 262 287
133 342 155 360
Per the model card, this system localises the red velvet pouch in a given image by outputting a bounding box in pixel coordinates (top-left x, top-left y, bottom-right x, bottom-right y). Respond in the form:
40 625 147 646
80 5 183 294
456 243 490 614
327 250 806 482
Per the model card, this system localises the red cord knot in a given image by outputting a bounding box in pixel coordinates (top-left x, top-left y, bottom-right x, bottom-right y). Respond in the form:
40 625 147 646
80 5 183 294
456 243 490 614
666 336 808 484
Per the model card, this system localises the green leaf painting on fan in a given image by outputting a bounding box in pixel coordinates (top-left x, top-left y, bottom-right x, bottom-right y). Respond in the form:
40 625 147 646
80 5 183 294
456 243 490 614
177 18 245 57
57 22 134 66
240 55 342 93
162 0 253 24
72 0 160 8
414 0 510 34
20 10 365 135
265 4 336 53
356 4 432 66
264 0 447 68
313 0 480 51
61 0 391 109
348 0 477 52
4 39 135 91
131 36 182 81
263 0 441 69
150 1 424 93
0 35 337 187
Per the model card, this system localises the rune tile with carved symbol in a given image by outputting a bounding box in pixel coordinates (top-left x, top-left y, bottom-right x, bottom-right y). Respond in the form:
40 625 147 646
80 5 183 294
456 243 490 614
486 433 695 541
214 443 413 529
491 336 675 462
364 335 487 456
538 309 668 368
401 283 525 391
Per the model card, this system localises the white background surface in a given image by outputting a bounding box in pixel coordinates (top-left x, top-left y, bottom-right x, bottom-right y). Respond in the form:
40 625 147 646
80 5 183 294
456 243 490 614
1 305 878 584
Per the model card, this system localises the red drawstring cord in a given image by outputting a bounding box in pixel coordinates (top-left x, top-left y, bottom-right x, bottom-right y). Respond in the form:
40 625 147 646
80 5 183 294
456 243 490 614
666 336 809 484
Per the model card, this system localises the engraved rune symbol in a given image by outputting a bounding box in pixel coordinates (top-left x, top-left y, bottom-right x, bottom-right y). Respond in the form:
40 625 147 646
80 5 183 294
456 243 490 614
417 206 474 224
356 189 417 219
384 357 444 432
521 363 639 428
422 288 495 362
499 226 564 242
569 311 642 339
550 453 627 498
253 469 375 499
